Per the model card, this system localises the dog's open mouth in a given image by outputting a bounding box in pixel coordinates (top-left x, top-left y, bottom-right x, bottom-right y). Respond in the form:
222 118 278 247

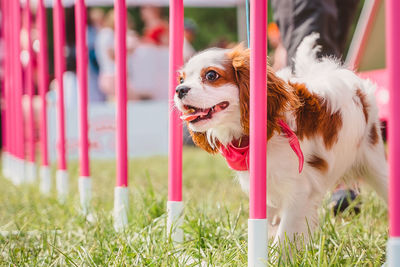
180 101 229 123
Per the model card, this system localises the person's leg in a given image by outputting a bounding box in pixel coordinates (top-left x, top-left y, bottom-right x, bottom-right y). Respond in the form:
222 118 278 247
272 0 340 67
335 0 361 55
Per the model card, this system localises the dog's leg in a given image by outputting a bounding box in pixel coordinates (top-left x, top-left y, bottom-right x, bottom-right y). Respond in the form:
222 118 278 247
360 140 388 204
268 205 280 239
272 192 320 252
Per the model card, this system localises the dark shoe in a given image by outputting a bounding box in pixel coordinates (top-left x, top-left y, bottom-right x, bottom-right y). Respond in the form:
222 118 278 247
331 189 360 216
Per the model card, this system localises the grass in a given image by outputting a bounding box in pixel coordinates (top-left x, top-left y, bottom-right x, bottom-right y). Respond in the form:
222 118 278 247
0 147 388 266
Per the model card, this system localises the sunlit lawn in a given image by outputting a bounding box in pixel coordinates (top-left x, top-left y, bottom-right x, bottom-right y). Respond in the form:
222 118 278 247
0 147 388 266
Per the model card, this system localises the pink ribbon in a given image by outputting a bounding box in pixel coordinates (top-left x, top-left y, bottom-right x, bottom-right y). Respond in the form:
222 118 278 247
277 119 304 173
219 119 304 173
219 143 249 171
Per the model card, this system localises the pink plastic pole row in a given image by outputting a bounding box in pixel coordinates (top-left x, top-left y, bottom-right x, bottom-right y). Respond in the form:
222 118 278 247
168 0 184 202
1 0 9 160
53 0 67 171
9 1 17 162
7 0 14 162
0 0 5 158
12 0 25 162
115 0 128 187
25 0 36 165
75 0 90 178
386 0 400 238
37 0 49 168
249 0 267 219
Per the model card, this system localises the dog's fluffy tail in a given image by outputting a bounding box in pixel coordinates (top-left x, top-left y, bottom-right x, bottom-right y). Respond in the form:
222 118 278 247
293 33 321 76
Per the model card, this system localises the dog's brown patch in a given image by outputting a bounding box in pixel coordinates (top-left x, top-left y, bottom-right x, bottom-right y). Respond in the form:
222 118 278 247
227 45 251 136
355 89 369 123
307 154 328 173
292 83 343 149
369 124 379 145
189 130 219 154
227 44 301 140
178 72 186 84
200 66 236 87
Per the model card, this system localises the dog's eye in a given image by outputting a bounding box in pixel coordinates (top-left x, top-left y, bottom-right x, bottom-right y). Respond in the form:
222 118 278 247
205 70 219 81
179 77 184 84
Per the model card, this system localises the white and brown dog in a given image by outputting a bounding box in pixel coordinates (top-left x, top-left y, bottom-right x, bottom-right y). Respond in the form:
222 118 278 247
174 34 388 247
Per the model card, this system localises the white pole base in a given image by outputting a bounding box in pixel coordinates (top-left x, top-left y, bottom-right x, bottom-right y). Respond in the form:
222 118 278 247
26 161 37 184
13 158 26 185
6 154 15 181
248 219 268 267
56 169 69 203
8 155 15 181
40 165 51 194
79 177 92 215
113 186 129 231
10 155 19 183
11 156 18 182
387 237 400 267
167 201 184 243
2 152 10 179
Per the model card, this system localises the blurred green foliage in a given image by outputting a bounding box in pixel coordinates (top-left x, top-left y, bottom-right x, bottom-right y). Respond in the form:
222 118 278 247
44 1 363 76
128 7 238 50
183 8 238 50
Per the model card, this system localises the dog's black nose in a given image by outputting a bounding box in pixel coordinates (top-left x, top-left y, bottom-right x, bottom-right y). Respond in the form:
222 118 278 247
176 86 191 99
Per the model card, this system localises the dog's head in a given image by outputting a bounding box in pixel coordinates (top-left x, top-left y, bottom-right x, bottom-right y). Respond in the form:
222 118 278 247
174 45 299 153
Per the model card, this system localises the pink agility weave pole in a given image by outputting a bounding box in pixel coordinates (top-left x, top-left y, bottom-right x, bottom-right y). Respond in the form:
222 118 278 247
75 0 92 214
114 0 128 189
10 0 18 180
53 0 69 200
249 0 267 220
10 0 25 185
167 0 184 243
25 0 37 183
248 0 268 266
113 0 129 231
386 0 400 265
75 0 90 179
2 0 14 180
37 0 51 193
1 0 10 179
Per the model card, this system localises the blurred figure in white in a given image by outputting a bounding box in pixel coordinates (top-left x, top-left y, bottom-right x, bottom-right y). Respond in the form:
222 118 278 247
87 8 106 102
95 9 141 101
141 5 168 46
183 18 197 62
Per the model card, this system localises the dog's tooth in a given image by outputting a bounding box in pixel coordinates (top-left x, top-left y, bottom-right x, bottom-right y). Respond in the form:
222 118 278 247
184 108 195 114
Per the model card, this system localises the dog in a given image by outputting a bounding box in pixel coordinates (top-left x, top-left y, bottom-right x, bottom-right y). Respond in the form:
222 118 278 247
174 33 388 248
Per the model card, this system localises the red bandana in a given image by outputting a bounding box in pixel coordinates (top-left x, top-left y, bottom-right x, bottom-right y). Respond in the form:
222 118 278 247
219 119 304 173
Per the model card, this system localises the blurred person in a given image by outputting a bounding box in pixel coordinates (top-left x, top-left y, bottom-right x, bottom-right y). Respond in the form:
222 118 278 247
183 18 197 61
140 5 168 46
95 9 115 100
95 9 142 101
87 8 106 102
272 0 360 67
89 8 104 29
267 22 287 71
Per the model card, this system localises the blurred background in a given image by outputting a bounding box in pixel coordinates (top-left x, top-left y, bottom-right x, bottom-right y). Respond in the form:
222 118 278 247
0 0 369 161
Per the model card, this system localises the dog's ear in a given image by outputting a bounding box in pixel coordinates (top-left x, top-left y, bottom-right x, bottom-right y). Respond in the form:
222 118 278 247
228 44 250 135
266 70 301 138
228 44 301 139
188 128 219 154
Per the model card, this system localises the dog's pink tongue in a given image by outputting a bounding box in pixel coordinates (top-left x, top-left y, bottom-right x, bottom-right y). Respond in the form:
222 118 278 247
180 109 210 122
